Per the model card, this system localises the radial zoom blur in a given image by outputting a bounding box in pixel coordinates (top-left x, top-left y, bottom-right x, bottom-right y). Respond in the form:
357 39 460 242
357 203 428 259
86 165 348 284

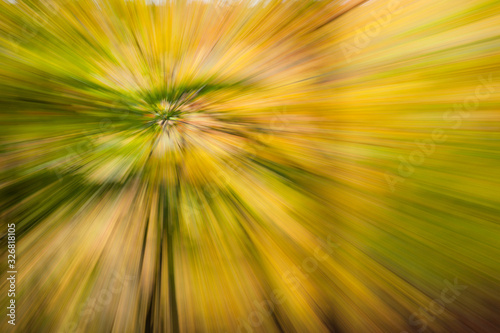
0 0 499 332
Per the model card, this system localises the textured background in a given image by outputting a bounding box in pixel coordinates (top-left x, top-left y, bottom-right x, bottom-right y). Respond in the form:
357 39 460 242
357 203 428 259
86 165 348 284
0 0 499 332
